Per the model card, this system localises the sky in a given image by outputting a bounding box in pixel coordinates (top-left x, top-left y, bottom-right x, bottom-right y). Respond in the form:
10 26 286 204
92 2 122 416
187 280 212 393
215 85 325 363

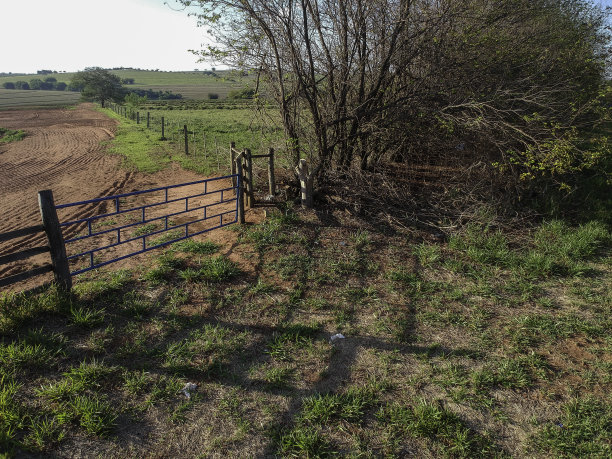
1 0 211 74
2 0 612 75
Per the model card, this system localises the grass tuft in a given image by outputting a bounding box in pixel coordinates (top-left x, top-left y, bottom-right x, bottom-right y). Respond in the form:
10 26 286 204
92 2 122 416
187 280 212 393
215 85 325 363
174 239 219 254
380 399 497 457
534 396 611 457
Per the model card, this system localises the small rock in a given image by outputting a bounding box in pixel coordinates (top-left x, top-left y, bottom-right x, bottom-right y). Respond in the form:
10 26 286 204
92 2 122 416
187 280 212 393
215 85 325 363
179 382 198 399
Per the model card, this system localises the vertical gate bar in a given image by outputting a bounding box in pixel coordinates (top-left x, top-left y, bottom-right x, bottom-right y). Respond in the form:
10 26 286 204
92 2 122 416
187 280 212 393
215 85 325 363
246 149 254 208
235 156 245 224
90 252 94 269
38 189 72 290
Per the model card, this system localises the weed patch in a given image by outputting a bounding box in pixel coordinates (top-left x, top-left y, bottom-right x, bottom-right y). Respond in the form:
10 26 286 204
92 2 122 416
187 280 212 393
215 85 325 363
0 127 26 144
534 397 611 457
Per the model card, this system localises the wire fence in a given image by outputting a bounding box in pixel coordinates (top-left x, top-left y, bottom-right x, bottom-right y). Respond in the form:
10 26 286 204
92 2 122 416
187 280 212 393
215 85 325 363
109 103 220 164
106 102 290 177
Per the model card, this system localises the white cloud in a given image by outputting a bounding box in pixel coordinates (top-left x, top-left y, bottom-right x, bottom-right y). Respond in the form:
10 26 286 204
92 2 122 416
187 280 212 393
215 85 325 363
1 0 210 73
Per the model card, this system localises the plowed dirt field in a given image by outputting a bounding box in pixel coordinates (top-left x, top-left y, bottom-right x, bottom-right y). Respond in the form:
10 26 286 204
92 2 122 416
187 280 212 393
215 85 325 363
0 104 234 292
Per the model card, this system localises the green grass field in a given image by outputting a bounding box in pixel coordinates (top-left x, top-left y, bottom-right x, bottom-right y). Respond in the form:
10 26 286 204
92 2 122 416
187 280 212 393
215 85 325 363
102 105 287 175
0 209 610 457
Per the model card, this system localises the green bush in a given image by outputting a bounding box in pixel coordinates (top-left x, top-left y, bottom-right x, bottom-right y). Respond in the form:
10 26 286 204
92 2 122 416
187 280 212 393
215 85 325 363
227 88 255 100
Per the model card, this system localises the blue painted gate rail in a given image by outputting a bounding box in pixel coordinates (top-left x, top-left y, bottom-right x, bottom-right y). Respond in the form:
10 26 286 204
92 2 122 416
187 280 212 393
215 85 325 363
56 174 240 276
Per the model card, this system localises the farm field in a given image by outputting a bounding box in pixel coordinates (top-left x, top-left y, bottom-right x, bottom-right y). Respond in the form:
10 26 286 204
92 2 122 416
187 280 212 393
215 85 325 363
0 89 81 110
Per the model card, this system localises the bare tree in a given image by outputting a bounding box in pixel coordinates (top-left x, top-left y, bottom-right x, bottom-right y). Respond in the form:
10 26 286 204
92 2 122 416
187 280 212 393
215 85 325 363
177 0 610 196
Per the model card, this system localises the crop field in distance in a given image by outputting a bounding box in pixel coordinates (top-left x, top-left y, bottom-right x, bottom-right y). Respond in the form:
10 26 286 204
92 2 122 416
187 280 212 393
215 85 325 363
0 70 251 102
0 89 81 110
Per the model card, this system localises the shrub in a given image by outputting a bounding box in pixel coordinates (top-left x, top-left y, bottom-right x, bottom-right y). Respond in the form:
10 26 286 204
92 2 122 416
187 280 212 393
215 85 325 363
227 88 255 100
29 79 43 90
2 82 15 89
208 93 219 100
15 81 29 90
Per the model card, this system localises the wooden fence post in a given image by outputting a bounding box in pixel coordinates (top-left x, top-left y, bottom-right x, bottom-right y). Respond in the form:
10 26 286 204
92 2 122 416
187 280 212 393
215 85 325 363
268 147 276 196
235 154 245 224
184 125 189 155
137 112 140 124
147 112 150 129
230 142 237 190
38 190 72 291
245 149 254 208
296 159 314 208
161 117 166 140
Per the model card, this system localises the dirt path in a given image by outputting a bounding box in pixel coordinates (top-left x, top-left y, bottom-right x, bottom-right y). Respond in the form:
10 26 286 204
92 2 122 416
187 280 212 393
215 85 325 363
0 104 227 291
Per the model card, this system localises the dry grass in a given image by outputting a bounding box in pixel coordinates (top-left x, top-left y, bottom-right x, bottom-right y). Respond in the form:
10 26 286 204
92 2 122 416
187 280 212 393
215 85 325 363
0 201 610 457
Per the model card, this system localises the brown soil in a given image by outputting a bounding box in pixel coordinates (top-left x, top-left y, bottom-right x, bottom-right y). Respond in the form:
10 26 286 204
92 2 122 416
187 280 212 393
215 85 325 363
0 104 255 293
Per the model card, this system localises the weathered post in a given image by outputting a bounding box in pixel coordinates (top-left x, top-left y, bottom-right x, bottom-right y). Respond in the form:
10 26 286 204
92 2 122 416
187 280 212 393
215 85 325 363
161 117 166 140
184 125 189 155
296 159 314 208
230 142 237 191
268 147 276 196
137 112 140 124
147 112 150 129
235 154 245 224
245 149 254 208
38 190 72 291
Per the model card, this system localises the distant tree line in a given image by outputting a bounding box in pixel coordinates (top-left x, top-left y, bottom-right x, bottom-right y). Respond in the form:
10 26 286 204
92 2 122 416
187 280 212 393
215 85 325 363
65 68 183 107
125 88 182 100
2 77 71 91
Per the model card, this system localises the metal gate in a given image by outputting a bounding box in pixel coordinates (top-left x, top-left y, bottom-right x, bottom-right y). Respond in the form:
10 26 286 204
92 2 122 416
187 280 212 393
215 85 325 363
56 174 240 276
